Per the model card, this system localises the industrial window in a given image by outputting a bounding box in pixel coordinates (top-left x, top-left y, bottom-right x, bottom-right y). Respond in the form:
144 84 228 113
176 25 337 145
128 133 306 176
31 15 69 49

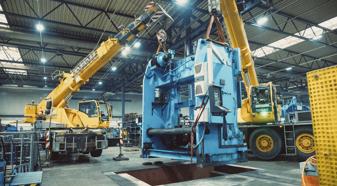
252 46 276 58
0 4 26 76
269 36 304 49
319 16 337 30
3 69 27 75
295 26 324 40
0 4 9 28
0 46 23 62
79 102 98 117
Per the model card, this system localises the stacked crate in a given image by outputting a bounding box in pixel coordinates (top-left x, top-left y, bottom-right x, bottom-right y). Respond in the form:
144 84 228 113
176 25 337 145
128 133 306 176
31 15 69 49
123 113 141 147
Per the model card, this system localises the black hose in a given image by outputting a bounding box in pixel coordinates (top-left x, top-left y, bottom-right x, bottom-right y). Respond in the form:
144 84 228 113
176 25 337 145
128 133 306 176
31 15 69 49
147 127 192 136
190 95 209 160
0 137 5 161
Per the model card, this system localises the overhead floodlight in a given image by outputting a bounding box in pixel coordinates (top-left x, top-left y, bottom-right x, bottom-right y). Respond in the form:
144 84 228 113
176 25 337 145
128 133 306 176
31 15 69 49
122 46 131 56
35 22 45 32
285 67 293 71
40 57 47 63
256 16 268 26
111 66 117 71
133 41 141 48
43 76 47 80
121 50 128 56
98 81 103 85
176 0 188 6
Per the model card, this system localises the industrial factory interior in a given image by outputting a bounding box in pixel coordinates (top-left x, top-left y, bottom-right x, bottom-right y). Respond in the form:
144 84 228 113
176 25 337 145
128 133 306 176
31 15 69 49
0 0 336 185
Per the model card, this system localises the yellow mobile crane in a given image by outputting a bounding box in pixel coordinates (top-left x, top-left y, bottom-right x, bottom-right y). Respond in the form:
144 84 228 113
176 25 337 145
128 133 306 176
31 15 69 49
24 2 167 158
209 0 314 160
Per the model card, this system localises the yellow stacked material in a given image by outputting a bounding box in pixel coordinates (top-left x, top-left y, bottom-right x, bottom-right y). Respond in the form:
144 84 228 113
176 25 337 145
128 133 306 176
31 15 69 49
307 65 337 186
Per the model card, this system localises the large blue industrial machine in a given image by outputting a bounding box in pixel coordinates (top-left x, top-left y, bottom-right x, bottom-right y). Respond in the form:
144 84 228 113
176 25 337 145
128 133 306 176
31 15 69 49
142 39 247 165
281 96 310 117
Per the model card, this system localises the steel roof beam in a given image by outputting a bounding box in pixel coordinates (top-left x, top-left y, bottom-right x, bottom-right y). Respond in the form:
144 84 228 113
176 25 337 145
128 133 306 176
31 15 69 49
0 39 154 61
245 21 337 51
0 40 88 56
167 1 204 34
0 10 117 35
170 18 310 71
51 0 135 19
0 27 96 50
0 10 155 43
258 5 337 36
172 12 337 72
251 41 337 68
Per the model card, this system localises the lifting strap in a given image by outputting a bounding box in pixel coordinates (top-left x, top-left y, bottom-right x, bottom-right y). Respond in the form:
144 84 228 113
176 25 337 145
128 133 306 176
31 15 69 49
205 14 226 44
156 29 168 53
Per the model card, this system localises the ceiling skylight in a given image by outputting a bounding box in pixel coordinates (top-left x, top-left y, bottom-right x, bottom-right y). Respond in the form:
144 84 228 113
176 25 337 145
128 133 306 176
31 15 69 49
269 36 304 49
0 46 23 62
3 69 27 75
295 26 323 40
0 46 25 74
319 16 337 30
252 16 337 58
253 46 277 58
0 4 26 76
0 4 9 28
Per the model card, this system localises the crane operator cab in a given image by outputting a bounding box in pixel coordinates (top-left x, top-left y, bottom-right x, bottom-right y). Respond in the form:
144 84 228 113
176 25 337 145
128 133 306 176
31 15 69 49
206 0 280 124
78 100 112 127
251 84 281 121
251 86 272 113
239 82 280 124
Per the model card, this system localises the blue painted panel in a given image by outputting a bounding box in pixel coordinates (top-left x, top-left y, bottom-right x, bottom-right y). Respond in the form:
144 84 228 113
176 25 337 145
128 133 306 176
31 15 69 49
142 39 247 166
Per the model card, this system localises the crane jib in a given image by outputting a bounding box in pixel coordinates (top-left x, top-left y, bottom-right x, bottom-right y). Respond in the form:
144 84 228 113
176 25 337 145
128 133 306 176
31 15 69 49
115 12 153 44
71 51 98 76
23 2 171 125
70 8 161 75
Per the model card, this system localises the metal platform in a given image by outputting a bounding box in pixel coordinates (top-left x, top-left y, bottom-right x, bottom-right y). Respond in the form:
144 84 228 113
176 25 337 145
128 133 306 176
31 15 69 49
10 171 42 186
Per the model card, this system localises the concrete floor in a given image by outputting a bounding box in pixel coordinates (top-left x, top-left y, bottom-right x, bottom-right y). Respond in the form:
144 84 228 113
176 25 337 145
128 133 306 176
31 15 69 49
42 147 301 186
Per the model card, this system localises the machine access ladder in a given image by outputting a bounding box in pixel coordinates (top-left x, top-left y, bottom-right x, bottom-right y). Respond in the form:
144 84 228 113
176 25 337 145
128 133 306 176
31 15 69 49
283 123 297 156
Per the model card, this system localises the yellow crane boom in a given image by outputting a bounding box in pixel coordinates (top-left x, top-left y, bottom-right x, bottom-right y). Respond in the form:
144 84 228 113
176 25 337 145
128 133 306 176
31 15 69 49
216 0 278 123
24 2 165 127
220 0 259 89
204 0 311 161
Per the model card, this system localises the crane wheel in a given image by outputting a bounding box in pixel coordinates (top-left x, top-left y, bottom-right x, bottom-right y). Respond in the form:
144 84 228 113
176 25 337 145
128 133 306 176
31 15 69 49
249 128 282 160
90 149 103 157
295 127 315 161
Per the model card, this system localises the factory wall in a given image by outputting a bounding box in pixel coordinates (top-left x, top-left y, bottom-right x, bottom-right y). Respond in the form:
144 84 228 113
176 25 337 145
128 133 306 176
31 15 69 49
0 86 142 123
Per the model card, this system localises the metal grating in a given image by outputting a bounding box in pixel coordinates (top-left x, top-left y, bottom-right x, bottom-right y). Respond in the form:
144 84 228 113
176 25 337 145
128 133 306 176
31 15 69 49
307 65 337 186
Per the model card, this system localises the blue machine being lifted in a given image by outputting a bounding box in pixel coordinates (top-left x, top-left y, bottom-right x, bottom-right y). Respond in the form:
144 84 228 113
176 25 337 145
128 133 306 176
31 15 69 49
142 38 247 165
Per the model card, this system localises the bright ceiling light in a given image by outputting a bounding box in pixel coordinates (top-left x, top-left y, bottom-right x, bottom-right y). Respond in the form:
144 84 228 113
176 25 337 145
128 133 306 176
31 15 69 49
35 22 45 32
98 81 103 85
121 50 128 56
40 57 47 63
111 66 117 71
122 46 131 56
286 67 293 71
133 41 141 48
176 0 188 6
313 35 322 40
256 16 268 26
43 76 47 80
